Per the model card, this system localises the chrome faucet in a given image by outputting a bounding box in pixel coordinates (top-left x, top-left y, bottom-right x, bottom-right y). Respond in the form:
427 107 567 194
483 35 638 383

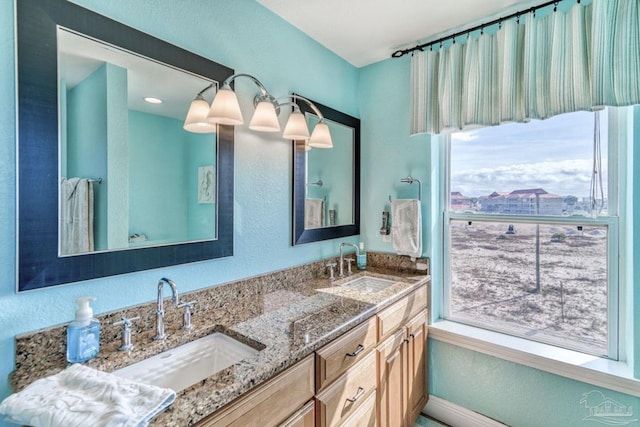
154 277 180 340
338 242 360 278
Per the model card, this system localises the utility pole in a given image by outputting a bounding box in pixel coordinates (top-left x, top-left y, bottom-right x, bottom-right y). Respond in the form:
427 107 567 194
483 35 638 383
535 193 540 293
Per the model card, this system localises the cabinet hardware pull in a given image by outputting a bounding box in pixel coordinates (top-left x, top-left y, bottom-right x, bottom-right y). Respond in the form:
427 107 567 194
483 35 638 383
404 338 410 344
346 344 365 357
409 333 416 339
346 387 365 403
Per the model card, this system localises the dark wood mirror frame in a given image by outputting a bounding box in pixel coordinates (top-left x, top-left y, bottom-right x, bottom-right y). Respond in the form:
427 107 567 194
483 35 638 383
17 0 235 291
292 98 361 245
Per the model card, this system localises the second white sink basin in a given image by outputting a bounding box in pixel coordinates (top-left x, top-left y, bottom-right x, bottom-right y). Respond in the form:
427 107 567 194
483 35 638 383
113 332 259 391
340 276 397 293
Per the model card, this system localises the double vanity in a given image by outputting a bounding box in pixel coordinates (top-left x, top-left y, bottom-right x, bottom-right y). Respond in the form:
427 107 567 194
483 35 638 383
11 253 429 426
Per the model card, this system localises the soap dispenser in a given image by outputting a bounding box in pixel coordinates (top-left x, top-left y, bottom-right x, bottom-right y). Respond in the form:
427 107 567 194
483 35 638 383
357 242 367 270
66 297 101 363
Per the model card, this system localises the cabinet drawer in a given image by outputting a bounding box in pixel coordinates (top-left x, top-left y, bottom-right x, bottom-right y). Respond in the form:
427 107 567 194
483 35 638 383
316 351 376 427
198 355 314 427
340 390 376 427
280 401 315 427
316 316 377 391
377 285 427 341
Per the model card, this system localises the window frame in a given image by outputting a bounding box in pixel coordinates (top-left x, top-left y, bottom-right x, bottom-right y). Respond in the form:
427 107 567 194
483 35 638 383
442 109 621 360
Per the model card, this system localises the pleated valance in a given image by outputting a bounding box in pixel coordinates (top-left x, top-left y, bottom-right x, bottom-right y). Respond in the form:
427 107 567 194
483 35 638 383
410 0 640 135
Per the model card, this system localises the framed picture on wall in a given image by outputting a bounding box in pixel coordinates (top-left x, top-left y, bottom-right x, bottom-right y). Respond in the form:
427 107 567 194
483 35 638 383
198 166 215 204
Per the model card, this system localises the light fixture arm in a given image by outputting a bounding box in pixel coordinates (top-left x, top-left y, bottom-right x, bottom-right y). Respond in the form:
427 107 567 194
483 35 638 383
218 73 281 114
277 94 326 122
196 82 215 97
221 73 270 97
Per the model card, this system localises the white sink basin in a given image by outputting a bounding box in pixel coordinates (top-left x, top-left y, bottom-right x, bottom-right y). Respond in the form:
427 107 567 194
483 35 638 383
113 332 259 391
340 276 397 293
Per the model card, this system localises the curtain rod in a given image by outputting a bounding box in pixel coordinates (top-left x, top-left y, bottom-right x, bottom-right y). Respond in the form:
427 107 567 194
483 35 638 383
391 0 575 58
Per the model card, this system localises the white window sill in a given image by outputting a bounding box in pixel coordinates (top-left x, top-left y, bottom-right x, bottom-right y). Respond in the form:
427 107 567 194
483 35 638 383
429 320 640 397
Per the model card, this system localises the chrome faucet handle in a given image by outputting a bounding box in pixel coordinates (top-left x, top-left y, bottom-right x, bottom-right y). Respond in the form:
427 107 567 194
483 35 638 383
345 258 354 275
177 301 196 330
326 262 337 281
112 316 140 351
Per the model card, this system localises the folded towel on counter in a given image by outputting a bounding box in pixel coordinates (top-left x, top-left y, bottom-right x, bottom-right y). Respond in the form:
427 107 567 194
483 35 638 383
391 199 422 260
0 364 175 427
304 198 325 229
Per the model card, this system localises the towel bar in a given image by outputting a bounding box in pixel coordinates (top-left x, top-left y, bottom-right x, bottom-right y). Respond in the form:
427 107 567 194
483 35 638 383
389 176 422 202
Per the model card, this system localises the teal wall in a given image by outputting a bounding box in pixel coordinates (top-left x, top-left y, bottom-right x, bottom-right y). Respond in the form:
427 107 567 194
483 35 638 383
66 62 130 251
186 130 217 241
129 109 215 244
67 64 109 250
430 341 640 427
129 110 187 243
0 3 358 425
1 1 638 426
357 57 431 253
104 62 130 250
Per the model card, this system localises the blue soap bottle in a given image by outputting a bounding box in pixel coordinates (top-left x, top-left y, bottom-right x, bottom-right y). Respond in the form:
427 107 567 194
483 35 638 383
66 297 100 363
357 242 367 270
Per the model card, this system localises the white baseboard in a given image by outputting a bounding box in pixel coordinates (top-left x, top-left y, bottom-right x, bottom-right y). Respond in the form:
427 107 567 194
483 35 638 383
422 395 508 427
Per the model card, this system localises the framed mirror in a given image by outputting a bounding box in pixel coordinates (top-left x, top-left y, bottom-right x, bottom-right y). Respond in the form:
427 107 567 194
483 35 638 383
292 98 360 245
17 0 234 291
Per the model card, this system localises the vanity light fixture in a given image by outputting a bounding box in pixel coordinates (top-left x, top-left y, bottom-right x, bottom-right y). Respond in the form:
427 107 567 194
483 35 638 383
183 74 333 148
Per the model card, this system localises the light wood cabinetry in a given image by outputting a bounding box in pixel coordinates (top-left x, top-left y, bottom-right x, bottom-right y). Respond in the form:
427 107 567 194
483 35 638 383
406 311 428 423
316 316 378 392
281 401 315 427
197 355 314 427
377 285 427 342
376 328 407 427
197 283 428 427
340 390 377 427
376 286 428 427
315 350 377 427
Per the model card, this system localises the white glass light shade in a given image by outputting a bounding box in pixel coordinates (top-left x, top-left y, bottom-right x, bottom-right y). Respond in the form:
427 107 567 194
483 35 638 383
308 121 333 148
282 110 310 140
207 88 244 125
249 101 280 132
183 97 216 133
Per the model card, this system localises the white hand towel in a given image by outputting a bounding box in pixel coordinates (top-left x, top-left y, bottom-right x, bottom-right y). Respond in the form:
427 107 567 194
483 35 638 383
391 199 422 259
60 177 94 255
304 198 325 229
0 364 175 427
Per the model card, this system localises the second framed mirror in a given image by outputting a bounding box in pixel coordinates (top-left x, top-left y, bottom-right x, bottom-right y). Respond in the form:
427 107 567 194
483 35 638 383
292 97 360 245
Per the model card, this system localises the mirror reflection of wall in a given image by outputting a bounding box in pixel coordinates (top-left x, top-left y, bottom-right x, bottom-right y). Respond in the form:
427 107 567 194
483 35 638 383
305 114 354 229
57 28 217 255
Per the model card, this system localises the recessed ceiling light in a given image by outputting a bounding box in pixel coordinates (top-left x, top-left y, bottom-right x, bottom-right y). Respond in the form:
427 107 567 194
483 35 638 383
144 97 163 104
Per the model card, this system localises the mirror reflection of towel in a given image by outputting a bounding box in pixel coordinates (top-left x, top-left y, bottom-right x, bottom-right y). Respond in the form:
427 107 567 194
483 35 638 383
60 177 94 255
305 198 325 229
391 199 422 259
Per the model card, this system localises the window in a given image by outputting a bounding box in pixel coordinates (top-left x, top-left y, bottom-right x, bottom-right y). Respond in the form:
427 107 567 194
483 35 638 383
444 109 619 358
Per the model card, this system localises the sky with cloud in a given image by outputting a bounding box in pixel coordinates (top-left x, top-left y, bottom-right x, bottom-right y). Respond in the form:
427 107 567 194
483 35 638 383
450 110 608 199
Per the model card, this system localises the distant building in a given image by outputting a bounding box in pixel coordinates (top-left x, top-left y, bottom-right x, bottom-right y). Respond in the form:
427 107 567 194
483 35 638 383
479 188 563 215
450 192 475 211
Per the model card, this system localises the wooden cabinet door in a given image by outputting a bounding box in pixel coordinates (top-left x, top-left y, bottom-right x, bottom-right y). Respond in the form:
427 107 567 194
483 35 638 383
406 310 428 426
376 328 407 427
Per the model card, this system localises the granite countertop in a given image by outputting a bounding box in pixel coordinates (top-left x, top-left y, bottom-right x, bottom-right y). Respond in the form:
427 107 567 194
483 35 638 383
10 259 430 426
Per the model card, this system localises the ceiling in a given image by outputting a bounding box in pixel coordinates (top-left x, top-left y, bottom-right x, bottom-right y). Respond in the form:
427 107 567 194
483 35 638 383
58 28 212 121
257 0 540 67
